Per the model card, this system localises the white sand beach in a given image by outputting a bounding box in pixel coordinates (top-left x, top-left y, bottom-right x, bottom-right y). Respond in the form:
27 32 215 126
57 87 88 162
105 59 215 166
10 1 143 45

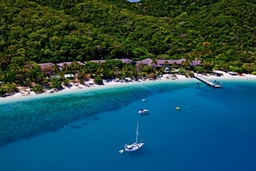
1 72 256 103
200 70 256 80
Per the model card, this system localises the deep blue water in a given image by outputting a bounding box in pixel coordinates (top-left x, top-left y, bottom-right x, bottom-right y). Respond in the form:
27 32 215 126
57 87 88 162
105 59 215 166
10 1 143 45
0 79 256 171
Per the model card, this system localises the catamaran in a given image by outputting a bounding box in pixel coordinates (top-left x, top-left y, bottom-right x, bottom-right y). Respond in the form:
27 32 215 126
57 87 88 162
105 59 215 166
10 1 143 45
124 121 144 152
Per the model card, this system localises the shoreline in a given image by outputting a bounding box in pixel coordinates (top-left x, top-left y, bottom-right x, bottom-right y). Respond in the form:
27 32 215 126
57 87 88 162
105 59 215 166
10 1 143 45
0 74 189 104
1 72 256 104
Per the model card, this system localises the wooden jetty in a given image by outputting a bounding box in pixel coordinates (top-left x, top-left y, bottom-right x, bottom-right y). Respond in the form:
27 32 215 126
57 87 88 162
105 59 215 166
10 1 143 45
194 74 222 88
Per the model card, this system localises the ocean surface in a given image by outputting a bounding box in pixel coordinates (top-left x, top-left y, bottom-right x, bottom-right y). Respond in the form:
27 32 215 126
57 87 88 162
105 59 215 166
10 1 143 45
0 78 256 171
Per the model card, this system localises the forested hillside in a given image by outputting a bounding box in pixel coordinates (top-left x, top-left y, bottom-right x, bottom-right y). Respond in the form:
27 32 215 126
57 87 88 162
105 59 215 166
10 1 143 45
1 0 256 72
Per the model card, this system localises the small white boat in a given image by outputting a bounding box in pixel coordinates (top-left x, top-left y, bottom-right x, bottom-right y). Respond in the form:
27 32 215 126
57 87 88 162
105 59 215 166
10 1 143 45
138 109 148 114
142 99 146 102
118 149 124 154
124 121 144 152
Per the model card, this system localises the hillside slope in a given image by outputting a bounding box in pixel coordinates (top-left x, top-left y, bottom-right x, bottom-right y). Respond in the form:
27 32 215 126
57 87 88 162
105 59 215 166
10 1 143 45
0 0 256 72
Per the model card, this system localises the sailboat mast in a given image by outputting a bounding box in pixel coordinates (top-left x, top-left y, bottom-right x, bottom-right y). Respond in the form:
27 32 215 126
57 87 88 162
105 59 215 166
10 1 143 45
135 121 139 143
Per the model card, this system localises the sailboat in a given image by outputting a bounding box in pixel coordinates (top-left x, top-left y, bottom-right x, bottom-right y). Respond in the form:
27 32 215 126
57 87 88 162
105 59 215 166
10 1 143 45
124 121 144 152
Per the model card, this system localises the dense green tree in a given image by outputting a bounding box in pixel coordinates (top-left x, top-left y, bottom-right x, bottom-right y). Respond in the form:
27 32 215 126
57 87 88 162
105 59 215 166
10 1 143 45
0 82 18 96
195 66 205 73
32 84 44 94
0 0 256 88
94 76 103 85
50 78 62 89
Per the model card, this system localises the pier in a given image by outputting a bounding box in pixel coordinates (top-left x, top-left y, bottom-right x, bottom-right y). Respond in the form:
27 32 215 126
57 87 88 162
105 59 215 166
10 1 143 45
194 74 222 88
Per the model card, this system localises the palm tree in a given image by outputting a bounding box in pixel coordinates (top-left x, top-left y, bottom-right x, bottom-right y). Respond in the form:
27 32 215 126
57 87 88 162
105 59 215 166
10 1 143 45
151 58 158 67
181 59 191 70
194 56 202 67
122 64 130 78
62 63 69 73
112 66 121 78
95 65 104 77
52 64 60 75
172 62 178 69
70 61 81 73
77 70 90 83
35 72 47 85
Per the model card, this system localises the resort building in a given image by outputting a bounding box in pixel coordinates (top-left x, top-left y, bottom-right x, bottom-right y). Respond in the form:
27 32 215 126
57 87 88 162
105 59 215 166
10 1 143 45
50 75 61 79
136 58 201 68
136 58 159 67
119 58 135 64
156 59 186 67
57 61 84 70
38 62 55 69
90 58 135 65
64 74 75 79
90 60 106 63
38 58 201 76
38 62 55 76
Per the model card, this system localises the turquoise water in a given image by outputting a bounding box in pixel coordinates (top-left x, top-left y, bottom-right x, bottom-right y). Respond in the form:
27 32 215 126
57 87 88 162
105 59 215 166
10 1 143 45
0 79 256 171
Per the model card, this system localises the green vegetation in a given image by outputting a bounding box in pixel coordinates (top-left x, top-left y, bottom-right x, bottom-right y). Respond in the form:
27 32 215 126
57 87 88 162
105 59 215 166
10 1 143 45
1 0 256 95
94 76 103 85
0 82 18 96
32 84 44 94
50 78 62 89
